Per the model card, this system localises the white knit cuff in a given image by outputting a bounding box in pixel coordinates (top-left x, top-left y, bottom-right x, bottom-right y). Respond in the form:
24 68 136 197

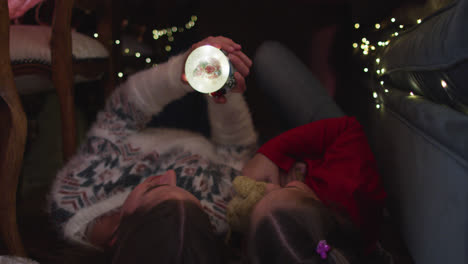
63 190 131 247
126 51 193 116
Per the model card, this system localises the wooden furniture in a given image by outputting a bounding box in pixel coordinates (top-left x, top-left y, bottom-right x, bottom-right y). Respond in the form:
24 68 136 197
0 0 28 257
0 0 120 256
10 0 118 161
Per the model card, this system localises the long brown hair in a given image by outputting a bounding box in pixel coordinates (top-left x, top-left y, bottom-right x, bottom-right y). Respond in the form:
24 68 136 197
247 197 364 264
111 199 224 264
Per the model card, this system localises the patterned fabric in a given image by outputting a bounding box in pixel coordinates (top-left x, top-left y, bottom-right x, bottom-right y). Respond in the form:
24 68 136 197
48 59 257 245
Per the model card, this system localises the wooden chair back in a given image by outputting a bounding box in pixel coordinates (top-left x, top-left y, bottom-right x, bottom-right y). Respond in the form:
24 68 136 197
0 0 28 257
11 0 118 161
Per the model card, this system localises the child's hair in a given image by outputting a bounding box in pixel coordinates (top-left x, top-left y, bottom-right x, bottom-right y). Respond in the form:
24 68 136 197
111 199 224 264
247 196 364 264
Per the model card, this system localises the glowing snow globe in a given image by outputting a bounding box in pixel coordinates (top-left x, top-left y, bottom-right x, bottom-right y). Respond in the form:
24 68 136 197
184 45 236 97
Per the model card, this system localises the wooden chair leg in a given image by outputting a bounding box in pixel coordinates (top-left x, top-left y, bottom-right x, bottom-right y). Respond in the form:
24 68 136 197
54 85 77 162
51 0 77 162
0 89 28 258
0 207 26 257
0 1 28 256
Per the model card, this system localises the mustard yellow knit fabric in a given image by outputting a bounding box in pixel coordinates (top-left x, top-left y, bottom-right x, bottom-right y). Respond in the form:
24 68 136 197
226 176 267 233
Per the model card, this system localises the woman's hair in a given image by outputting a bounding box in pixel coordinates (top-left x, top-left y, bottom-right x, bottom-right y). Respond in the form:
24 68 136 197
111 199 223 264
247 197 364 264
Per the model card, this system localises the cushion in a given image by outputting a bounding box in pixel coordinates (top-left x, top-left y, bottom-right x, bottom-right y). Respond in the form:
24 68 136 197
368 83 468 264
10 25 109 64
379 0 468 114
10 25 109 94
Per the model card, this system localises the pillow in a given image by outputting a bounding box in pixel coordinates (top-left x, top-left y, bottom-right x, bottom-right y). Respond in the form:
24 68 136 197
10 25 109 94
380 0 468 114
10 25 109 64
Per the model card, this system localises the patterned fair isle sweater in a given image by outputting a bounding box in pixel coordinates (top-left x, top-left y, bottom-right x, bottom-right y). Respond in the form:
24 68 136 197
48 51 258 246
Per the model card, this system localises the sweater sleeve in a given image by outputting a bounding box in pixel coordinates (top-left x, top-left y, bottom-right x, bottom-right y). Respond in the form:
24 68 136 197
257 116 354 172
86 51 193 145
206 92 258 159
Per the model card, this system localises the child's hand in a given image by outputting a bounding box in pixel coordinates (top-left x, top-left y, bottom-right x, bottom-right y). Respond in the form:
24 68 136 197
181 36 252 104
279 162 307 187
242 153 280 185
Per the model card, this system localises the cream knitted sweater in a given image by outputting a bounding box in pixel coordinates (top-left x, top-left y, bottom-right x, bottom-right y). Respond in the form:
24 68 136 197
48 51 257 246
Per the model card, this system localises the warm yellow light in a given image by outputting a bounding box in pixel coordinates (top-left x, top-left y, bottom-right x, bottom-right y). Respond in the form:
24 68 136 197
172 26 178 32
394 32 399 37
361 37 367 43
370 46 376 50
168 36 174 42
375 24 381 29
373 92 378 98
363 51 369 55
146 58 151 63
417 19 422 24
153 29 158 35
115 40 120 45
165 45 172 52
353 43 358 48
191 15 198 21
135 52 141 58
441 80 447 88
153 35 159 40
381 68 386 74
376 58 381 64
124 48 130 54
385 89 389 93
118 72 123 78
391 18 396 23
93 33 99 38
399 25 404 29
355 23 360 29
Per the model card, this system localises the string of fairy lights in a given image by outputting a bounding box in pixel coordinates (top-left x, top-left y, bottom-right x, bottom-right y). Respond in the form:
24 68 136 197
91 15 199 80
352 16 426 110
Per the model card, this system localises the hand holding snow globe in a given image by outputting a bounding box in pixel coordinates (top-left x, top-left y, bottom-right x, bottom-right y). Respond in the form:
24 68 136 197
182 36 252 104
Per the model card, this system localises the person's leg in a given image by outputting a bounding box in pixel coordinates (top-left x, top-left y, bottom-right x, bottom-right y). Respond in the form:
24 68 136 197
253 41 344 129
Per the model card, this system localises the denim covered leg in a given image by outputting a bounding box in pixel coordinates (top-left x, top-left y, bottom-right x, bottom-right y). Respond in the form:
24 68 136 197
253 41 344 128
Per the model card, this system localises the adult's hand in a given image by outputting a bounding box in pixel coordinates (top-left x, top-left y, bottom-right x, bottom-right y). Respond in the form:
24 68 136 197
181 36 252 104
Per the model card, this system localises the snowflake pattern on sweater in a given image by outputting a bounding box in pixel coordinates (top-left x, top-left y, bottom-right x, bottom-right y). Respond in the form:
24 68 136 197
48 53 258 245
